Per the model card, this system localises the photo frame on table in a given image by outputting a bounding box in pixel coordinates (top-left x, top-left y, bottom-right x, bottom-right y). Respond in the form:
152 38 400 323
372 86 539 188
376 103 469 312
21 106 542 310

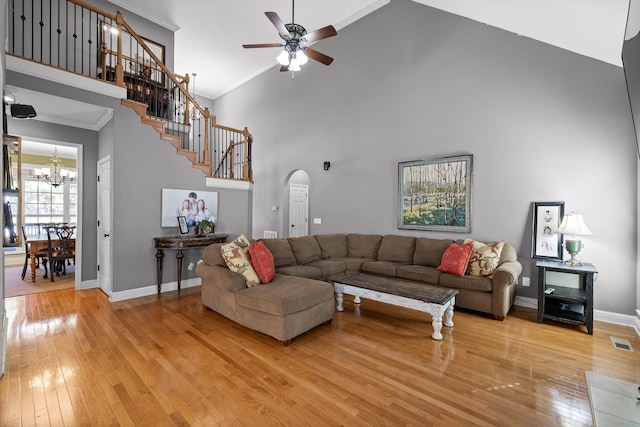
397 154 473 232
177 216 188 234
531 201 564 260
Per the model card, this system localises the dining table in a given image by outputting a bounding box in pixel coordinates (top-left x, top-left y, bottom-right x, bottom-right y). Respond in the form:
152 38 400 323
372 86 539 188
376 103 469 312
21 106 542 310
27 233 76 283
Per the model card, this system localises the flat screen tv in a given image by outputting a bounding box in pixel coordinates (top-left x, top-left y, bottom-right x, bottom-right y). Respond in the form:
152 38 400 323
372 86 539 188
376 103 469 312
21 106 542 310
161 188 218 228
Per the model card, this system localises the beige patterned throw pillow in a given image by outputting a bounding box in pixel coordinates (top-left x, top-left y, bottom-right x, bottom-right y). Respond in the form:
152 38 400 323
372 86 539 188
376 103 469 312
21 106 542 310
221 234 260 287
464 239 505 276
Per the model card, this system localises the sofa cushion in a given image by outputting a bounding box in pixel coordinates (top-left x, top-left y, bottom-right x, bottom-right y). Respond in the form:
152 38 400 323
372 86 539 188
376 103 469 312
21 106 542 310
221 235 260 287
236 275 333 316
331 257 375 273
289 236 322 265
260 238 297 267
307 259 347 279
203 243 226 266
396 265 440 285
314 234 348 258
437 242 474 277
377 235 416 263
439 273 493 292
248 241 275 284
275 265 323 280
413 238 453 267
464 239 505 276
362 261 405 277
347 234 383 258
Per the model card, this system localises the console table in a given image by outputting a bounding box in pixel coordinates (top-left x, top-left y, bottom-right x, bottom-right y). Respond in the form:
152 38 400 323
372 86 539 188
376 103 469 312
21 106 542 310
154 234 227 293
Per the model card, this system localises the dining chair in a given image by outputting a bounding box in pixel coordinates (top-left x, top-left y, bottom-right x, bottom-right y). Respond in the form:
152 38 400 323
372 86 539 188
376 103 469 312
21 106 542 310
44 225 75 282
20 223 48 280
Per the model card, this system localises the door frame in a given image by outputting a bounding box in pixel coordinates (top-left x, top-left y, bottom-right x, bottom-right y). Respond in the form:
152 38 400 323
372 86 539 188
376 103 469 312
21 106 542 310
97 155 112 297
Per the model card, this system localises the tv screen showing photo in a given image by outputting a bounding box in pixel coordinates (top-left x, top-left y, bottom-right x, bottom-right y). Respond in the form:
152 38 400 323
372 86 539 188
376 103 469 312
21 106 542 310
161 188 218 228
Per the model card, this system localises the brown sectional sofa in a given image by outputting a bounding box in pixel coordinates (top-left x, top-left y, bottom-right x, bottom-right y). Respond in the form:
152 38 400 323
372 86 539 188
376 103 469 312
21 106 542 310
196 233 522 345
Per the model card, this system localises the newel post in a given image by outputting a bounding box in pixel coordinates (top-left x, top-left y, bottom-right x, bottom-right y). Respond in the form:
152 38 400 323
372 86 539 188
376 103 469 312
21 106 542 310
183 73 191 126
243 128 252 182
203 108 211 166
115 12 124 85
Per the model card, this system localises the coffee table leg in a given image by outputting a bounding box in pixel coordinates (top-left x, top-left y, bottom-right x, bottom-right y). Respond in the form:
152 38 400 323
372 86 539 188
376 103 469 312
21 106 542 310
431 305 444 340
353 296 361 304
334 284 344 312
444 305 454 327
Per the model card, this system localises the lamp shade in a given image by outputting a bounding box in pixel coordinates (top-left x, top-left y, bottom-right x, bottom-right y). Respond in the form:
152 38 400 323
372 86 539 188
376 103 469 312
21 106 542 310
555 212 593 236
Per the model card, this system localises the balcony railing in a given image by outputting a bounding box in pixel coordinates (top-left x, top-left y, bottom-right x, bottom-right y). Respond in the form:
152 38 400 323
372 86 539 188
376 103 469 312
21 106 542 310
7 0 252 182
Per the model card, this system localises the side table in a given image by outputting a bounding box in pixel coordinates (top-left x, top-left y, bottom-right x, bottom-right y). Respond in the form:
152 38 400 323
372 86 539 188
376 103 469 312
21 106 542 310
536 259 597 334
154 234 227 293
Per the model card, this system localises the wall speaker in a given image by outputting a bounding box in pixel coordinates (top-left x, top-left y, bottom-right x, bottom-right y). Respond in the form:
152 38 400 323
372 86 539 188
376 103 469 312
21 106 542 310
10 104 37 119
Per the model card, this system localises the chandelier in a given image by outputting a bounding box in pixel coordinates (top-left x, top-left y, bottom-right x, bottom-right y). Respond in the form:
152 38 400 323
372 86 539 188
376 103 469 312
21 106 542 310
34 148 76 187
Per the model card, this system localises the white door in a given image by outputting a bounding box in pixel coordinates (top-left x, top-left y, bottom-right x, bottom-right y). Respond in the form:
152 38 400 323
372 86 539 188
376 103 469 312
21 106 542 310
289 183 308 237
97 156 112 296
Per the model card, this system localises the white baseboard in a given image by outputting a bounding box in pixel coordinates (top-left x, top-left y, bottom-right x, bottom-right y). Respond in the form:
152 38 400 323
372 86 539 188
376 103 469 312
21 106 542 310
79 279 98 290
513 297 640 336
109 278 201 302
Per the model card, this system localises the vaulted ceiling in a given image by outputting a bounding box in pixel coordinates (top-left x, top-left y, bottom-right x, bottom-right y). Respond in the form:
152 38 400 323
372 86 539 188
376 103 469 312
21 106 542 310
107 0 631 99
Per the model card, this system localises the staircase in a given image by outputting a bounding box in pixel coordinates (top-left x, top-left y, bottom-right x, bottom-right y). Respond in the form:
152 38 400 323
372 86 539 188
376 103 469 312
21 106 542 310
6 0 252 183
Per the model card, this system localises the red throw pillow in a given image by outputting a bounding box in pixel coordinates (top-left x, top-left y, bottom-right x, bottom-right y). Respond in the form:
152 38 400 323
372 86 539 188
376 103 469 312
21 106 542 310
437 242 474 277
248 241 275 284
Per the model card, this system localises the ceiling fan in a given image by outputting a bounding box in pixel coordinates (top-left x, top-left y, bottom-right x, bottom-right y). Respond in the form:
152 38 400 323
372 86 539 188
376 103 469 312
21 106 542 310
242 0 337 72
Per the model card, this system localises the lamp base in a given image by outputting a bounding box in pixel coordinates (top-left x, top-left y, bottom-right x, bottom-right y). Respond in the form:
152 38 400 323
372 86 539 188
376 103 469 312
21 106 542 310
563 257 583 266
563 239 584 266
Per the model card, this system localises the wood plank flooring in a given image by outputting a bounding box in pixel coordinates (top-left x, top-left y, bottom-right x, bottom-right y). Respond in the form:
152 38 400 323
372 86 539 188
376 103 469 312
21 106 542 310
1 287 639 426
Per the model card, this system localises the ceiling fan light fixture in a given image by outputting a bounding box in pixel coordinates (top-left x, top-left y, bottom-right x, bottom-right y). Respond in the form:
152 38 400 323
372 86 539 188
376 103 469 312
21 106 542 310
289 61 301 72
295 50 308 65
277 50 290 66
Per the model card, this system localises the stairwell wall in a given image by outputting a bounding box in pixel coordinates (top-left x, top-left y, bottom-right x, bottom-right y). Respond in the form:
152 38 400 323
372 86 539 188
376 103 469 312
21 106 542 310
211 0 638 316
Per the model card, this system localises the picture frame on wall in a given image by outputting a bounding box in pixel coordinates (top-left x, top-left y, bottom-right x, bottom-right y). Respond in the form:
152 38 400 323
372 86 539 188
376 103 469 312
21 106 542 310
177 216 188 234
531 201 564 260
397 154 473 232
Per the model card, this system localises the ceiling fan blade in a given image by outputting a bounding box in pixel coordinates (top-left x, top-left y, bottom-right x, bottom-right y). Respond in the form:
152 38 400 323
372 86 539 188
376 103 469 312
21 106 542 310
305 47 334 66
243 43 284 49
280 64 289 72
265 12 291 39
301 25 337 46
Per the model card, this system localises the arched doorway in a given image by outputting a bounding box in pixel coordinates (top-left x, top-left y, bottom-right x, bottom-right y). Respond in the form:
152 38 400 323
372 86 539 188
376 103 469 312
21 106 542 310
283 170 310 238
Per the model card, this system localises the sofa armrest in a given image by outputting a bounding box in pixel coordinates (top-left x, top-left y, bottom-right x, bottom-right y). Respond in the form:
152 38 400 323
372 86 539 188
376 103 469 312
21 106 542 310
492 261 522 288
489 260 523 319
196 263 247 293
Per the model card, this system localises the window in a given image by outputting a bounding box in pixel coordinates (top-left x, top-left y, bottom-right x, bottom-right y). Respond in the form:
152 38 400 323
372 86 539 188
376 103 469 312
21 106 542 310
23 178 77 225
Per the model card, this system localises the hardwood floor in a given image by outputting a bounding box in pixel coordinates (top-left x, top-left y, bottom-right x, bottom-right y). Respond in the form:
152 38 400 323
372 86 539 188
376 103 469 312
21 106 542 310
1 287 638 426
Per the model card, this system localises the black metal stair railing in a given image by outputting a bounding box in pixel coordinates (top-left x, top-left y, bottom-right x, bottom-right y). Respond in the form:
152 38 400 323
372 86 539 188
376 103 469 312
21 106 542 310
6 0 253 182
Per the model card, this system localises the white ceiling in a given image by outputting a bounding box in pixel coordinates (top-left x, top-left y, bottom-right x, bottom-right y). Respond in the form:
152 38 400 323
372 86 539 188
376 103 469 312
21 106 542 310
107 0 632 100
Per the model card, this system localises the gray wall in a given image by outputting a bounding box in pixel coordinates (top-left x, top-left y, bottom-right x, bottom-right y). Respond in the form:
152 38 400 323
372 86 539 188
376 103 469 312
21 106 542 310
622 1 640 315
212 0 638 315
108 106 252 291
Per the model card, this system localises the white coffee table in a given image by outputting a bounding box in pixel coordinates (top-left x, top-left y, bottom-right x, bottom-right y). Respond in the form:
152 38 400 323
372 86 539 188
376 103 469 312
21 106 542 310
333 273 458 340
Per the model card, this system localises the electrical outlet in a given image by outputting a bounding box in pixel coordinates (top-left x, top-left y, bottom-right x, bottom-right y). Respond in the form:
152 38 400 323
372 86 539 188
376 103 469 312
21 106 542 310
187 262 194 271
522 277 530 287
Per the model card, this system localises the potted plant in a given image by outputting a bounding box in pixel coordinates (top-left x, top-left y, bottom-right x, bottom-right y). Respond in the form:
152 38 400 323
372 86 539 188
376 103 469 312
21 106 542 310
196 219 215 236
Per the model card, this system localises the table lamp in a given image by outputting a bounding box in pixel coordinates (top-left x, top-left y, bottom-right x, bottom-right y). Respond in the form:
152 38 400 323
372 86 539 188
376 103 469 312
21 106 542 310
555 212 593 265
